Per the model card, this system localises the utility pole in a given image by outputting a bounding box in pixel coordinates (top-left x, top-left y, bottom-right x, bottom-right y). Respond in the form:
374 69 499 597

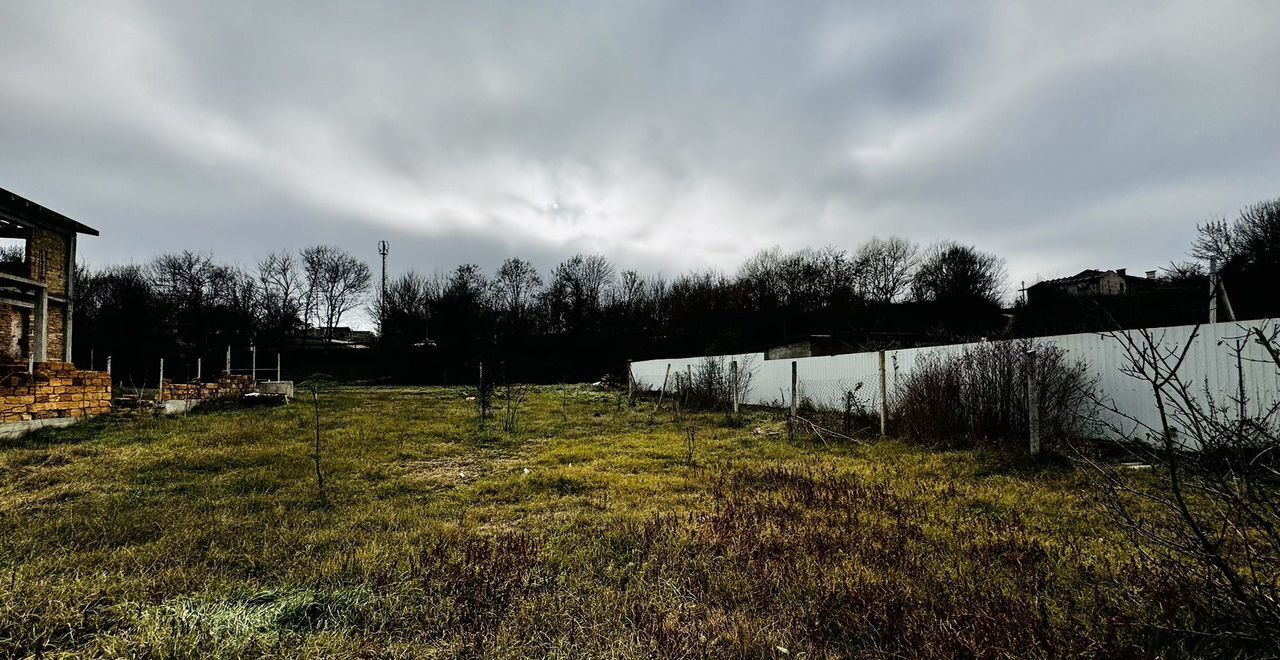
377 240 389 313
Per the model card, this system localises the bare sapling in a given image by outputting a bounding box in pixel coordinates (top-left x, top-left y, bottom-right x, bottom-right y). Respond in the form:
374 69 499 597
1080 322 1280 646
302 376 330 502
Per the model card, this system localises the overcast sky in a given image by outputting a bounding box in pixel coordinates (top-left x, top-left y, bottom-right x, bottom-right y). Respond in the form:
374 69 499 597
2 1 1278 296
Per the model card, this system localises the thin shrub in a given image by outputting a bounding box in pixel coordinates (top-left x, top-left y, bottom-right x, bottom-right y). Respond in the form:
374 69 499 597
893 340 1095 449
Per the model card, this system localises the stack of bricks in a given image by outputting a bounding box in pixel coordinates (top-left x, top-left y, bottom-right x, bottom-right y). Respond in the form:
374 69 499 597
162 374 257 402
0 362 113 422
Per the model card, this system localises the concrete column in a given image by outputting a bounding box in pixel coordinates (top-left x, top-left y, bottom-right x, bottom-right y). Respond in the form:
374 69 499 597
64 302 74 363
33 287 47 363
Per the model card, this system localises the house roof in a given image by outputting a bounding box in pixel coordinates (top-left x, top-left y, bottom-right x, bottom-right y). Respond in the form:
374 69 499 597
0 187 100 236
1027 270 1111 289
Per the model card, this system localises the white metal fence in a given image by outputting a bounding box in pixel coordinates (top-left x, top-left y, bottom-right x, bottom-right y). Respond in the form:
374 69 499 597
629 319 1280 443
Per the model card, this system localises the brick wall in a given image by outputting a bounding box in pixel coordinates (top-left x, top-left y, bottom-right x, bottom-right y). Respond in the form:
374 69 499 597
162 374 257 402
0 362 111 423
28 228 68 296
46 305 65 361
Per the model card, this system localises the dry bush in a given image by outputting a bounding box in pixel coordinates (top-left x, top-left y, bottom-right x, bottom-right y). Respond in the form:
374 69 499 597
893 340 1095 449
794 383 879 440
1082 323 1280 647
674 356 756 414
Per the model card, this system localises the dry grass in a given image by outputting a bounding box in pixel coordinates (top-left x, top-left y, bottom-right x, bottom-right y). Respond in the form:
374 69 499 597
0 386 1255 657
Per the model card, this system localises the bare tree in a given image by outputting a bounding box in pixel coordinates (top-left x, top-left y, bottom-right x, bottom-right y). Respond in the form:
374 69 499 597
256 251 303 336
301 245 372 340
147 250 220 306
854 236 919 304
490 257 542 324
1192 199 1280 267
910 241 1007 306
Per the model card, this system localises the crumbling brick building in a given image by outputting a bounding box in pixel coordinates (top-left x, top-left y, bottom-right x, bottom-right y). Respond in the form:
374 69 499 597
0 187 108 430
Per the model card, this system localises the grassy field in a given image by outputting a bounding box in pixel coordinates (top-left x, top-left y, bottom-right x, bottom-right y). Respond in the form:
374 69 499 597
0 386 1224 657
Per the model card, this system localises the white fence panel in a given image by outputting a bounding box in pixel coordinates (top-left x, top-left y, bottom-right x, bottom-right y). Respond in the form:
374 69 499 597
630 319 1279 444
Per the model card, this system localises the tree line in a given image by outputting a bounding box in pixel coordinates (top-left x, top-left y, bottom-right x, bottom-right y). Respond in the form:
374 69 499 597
72 196 1279 384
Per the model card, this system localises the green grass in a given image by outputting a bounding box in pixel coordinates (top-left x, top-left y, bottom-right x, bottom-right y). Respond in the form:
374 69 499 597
0 386 1223 657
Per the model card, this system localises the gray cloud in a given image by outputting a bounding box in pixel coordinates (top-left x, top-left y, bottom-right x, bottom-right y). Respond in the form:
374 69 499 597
1 0 1277 302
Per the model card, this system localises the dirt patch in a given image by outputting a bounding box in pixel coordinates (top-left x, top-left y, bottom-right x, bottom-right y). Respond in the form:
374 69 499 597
400 452 526 489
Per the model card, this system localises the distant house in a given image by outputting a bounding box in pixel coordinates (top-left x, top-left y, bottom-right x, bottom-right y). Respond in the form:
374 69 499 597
0 187 99 365
302 326 376 346
1025 268 1156 304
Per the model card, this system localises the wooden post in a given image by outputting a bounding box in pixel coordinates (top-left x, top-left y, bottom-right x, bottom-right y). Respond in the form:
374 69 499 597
1028 348 1041 455
158 358 165 403
878 350 888 438
730 360 739 414
656 364 671 409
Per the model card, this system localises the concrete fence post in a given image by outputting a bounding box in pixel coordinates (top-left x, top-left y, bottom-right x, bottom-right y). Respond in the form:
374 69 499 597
730 360 739 414
878 350 888 438
1028 348 1041 455
656 363 671 409
790 361 798 417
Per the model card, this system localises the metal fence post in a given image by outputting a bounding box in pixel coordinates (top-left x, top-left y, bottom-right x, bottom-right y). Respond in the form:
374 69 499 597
626 360 633 403
106 355 112 376
225 345 231 375
251 345 257 382
277 353 282 381
158 358 165 403
197 357 202 381
1028 347 1041 455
